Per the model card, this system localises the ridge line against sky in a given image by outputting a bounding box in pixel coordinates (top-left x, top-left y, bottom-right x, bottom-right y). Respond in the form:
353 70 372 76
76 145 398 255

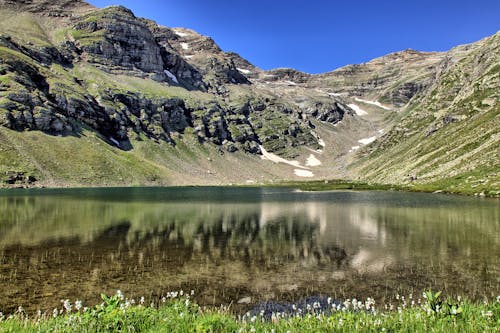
87 0 500 74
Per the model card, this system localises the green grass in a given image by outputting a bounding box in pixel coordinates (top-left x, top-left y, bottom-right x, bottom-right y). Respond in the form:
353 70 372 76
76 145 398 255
274 179 403 192
0 291 498 332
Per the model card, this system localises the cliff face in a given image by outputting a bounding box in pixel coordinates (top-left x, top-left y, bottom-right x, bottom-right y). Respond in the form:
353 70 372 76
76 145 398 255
0 0 498 193
0 3 324 159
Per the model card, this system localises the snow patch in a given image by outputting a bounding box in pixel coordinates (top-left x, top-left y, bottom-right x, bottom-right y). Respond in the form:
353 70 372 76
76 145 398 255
109 137 120 147
237 67 251 74
294 169 314 178
260 145 305 168
185 55 193 59
349 145 360 153
174 31 190 37
354 98 392 110
180 42 190 50
328 92 344 97
347 103 368 116
306 154 322 167
318 139 326 147
284 80 297 86
358 136 377 145
164 70 179 84
378 129 385 134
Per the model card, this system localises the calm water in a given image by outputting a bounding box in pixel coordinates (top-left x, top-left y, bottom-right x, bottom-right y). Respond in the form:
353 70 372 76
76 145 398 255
0 187 498 313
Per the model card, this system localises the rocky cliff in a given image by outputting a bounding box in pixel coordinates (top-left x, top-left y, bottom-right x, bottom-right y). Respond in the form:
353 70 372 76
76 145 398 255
0 0 498 194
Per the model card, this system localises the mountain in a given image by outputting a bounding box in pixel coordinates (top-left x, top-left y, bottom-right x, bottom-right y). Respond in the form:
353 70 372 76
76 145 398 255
0 0 498 195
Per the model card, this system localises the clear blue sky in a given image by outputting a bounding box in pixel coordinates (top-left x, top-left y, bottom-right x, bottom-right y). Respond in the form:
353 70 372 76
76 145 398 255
87 0 500 74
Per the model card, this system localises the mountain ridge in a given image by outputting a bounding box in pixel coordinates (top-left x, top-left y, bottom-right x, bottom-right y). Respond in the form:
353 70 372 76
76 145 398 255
0 1 498 195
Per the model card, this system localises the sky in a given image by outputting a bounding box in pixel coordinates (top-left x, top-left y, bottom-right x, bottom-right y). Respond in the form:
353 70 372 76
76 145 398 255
87 0 500 74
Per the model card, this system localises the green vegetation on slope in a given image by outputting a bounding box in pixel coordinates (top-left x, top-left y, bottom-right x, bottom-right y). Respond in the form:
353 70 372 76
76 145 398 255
351 32 500 195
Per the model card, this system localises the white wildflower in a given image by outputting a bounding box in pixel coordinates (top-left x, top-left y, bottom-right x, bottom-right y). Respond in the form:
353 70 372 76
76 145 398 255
62 299 72 313
140 297 145 305
52 308 58 318
116 290 124 300
75 300 82 311
481 310 493 317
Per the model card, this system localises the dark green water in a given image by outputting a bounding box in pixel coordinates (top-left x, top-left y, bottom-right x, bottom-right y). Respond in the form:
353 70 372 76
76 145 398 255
0 187 498 313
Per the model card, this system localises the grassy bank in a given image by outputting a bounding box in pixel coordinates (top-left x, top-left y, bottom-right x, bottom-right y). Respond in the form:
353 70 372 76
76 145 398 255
0 291 498 332
277 179 500 198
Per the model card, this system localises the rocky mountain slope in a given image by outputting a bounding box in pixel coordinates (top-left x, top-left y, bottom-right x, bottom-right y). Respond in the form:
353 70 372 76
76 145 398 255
0 0 498 194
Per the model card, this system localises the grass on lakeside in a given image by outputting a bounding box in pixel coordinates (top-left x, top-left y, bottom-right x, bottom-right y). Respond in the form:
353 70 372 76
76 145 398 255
274 178 500 198
0 291 498 332
274 179 403 192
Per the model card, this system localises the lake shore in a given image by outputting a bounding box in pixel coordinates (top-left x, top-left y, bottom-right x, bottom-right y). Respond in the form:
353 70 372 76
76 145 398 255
1 179 499 198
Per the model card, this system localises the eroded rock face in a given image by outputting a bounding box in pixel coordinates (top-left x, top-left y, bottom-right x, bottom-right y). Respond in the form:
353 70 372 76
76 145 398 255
72 6 165 74
309 49 445 106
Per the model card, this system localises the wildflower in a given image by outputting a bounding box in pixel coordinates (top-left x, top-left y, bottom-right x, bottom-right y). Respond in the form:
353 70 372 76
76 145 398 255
17 306 23 314
162 297 167 303
180 290 184 296
75 300 82 311
327 297 332 305
116 290 124 300
250 326 256 333
140 296 145 305
191 290 195 296
481 310 493 317
250 315 257 323
52 308 58 318
62 299 72 313
0 312 4 322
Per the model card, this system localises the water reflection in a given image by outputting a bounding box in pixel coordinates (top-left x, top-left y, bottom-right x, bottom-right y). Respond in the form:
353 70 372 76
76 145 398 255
0 188 498 313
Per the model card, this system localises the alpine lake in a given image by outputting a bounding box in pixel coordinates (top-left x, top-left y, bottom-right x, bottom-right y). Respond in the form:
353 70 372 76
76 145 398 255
0 187 498 314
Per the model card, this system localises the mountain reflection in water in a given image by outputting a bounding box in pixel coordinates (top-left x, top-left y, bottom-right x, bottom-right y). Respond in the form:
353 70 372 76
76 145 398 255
0 187 498 313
